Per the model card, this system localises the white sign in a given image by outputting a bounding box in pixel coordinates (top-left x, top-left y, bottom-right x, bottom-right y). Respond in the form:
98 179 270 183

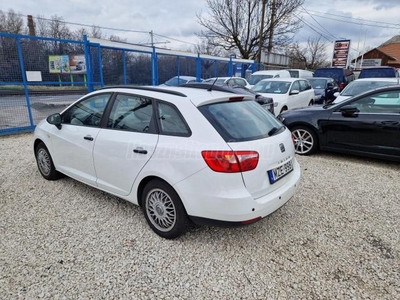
26 71 42 82
356 59 382 68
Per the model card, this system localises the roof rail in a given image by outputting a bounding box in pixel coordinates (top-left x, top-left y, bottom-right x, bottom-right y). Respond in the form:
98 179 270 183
99 85 187 97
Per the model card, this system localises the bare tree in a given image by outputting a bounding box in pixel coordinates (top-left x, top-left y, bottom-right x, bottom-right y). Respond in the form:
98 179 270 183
0 9 25 34
287 36 328 70
197 0 303 59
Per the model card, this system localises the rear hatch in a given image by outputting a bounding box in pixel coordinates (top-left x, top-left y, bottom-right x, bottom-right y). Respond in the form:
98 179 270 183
198 99 296 199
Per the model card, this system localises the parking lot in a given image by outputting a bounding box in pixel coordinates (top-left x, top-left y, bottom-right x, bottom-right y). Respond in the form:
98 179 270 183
1 133 399 299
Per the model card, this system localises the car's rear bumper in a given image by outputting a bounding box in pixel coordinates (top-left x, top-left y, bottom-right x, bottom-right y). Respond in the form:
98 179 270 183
174 159 301 224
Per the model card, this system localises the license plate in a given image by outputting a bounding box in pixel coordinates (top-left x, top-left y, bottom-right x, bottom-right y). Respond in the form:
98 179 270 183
268 159 294 184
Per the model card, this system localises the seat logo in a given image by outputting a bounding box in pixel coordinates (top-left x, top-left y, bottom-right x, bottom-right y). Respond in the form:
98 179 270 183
279 143 285 153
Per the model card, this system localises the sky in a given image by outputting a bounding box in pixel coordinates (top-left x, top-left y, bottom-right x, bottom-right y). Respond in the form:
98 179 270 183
2 0 400 62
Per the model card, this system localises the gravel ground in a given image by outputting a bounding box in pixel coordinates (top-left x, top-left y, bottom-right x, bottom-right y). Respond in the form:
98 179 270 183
1 133 399 299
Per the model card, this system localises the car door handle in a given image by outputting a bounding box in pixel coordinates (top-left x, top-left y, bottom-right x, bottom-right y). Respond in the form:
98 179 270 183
133 148 148 154
84 135 94 141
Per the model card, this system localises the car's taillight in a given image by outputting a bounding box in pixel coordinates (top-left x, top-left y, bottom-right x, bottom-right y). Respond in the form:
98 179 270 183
201 150 259 173
291 133 296 145
339 82 345 90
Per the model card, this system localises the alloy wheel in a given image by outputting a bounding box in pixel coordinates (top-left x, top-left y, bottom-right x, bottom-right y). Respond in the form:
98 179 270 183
145 188 176 232
292 128 314 154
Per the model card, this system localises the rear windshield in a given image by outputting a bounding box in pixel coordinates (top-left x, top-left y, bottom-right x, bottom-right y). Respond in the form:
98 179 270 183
359 68 396 78
314 69 343 83
199 100 282 142
248 74 273 85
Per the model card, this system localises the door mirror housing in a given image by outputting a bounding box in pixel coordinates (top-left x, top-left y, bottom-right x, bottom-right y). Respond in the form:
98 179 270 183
47 113 62 129
290 89 299 95
333 92 340 98
340 105 359 117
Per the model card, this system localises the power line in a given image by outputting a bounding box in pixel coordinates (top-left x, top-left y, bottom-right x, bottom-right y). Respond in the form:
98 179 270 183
16 12 149 34
300 9 400 30
12 11 198 47
304 8 400 28
300 5 338 41
293 13 334 43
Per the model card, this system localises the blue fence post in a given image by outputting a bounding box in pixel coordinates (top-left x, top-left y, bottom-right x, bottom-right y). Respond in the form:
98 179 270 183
16 37 35 127
97 44 104 87
151 46 158 86
122 50 127 85
196 54 202 81
84 35 93 92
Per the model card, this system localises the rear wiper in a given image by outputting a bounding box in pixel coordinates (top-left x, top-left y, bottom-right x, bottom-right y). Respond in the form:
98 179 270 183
268 125 285 136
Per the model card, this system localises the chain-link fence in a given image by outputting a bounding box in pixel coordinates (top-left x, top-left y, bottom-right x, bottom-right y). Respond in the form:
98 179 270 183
0 33 255 135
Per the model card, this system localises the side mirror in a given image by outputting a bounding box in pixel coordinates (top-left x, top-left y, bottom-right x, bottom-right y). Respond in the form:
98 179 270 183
290 89 299 95
340 105 359 117
47 113 62 129
327 83 333 89
333 92 340 98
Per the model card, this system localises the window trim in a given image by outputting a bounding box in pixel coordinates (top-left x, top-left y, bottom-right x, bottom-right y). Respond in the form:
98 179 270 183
61 92 114 128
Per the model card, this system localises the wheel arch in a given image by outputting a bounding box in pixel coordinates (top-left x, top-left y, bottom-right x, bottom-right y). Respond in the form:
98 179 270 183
137 176 185 210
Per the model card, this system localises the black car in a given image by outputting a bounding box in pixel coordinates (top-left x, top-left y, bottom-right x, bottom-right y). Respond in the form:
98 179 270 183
182 82 274 113
307 77 339 105
278 85 400 162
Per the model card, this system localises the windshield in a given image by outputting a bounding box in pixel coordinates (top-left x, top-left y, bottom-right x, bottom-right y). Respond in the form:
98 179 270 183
199 100 282 142
340 80 398 96
307 79 327 89
251 80 291 94
248 74 273 85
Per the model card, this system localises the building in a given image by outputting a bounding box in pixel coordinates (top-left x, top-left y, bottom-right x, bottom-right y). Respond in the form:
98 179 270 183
353 35 400 69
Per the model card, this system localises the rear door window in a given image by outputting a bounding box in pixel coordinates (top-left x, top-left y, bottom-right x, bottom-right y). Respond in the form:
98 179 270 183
199 100 283 142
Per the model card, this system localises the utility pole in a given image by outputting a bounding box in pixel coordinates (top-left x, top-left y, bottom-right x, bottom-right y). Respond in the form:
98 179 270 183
267 0 277 53
150 30 154 47
257 0 267 64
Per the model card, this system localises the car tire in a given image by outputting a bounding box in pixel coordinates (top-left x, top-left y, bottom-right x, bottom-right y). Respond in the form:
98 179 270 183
35 142 63 180
291 126 318 155
142 179 189 239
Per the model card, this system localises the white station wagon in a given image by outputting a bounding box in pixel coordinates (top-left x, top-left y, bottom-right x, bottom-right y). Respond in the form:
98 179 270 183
252 78 315 116
34 86 301 238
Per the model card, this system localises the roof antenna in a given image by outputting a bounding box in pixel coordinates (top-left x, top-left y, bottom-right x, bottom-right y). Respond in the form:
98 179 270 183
208 77 219 91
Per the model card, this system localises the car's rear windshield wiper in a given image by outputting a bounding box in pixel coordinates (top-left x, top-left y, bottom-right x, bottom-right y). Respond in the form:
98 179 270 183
268 125 285 136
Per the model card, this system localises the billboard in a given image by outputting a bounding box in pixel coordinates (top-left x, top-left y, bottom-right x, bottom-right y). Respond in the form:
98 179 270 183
49 55 70 73
332 40 351 68
49 55 86 74
69 55 86 74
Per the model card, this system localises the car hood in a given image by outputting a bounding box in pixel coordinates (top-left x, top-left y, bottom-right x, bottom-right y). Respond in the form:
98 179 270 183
333 95 350 103
280 104 326 116
313 88 325 95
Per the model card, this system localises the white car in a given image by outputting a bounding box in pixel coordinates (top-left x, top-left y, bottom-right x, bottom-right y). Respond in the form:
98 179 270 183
203 77 251 89
333 78 400 103
34 86 301 239
160 75 201 86
251 78 315 115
